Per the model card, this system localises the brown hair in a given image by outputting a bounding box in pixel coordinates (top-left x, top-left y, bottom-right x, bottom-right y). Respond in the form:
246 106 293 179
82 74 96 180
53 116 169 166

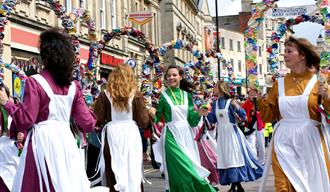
215 80 232 99
164 64 182 80
284 36 320 71
107 64 137 112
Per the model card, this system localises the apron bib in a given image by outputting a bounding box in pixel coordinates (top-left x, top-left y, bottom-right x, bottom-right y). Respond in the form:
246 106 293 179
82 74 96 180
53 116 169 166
98 91 142 192
274 75 330 192
12 74 90 192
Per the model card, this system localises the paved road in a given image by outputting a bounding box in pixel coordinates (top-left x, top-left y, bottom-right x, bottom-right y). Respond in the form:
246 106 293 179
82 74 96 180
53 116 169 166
143 147 275 192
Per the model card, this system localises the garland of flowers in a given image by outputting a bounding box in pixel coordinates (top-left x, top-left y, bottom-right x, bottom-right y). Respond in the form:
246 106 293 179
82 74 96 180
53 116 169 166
141 39 238 108
183 60 214 108
244 0 278 88
48 2 149 105
47 1 96 105
267 14 324 74
316 0 330 69
0 0 27 84
0 0 27 155
316 0 330 123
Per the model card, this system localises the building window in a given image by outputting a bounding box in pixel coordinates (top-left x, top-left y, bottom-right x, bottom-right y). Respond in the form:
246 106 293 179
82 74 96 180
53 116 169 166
111 0 117 29
267 63 271 72
229 39 233 51
100 0 105 29
154 13 158 44
259 64 262 74
221 37 225 49
230 59 234 71
237 41 241 52
79 0 87 8
196 21 200 35
222 62 226 70
258 46 262 57
65 0 72 12
238 60 242 72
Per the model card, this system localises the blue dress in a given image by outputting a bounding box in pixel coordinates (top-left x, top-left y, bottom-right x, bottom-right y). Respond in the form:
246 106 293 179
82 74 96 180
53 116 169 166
207 97 263 185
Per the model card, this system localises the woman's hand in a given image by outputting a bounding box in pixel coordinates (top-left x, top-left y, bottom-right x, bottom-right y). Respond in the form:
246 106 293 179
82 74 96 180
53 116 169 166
319 83 330 101
0 88 9 105
198 108 208 116
231 99 241 110
148 107 156 118
17 132 24 142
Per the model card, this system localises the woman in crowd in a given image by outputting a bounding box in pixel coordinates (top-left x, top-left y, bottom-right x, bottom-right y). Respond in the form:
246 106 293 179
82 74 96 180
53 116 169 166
206 81 263 192
0 85 22 192
151 64 216 192
180 77 219 187
257 36 330 191
0 28 96 192
94 64 149 192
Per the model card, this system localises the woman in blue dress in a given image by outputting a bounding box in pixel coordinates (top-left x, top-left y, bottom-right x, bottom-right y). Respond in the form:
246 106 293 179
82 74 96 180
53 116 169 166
205 81 263 192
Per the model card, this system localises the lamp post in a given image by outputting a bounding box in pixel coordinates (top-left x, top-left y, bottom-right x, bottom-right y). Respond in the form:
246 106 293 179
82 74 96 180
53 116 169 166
215 0 221 80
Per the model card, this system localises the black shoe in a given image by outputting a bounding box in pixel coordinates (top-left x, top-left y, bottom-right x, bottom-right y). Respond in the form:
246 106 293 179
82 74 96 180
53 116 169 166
237 188 244 192
227 189 237 192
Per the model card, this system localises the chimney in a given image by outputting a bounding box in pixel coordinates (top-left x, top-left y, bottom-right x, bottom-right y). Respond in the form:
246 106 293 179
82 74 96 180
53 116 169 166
241 0 253 13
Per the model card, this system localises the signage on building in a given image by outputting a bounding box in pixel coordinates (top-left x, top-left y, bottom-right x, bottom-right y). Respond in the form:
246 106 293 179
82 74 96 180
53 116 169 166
266 5 317 18
126 58 137 69
12 73 25 101
128 11 153 25
101 53 124 67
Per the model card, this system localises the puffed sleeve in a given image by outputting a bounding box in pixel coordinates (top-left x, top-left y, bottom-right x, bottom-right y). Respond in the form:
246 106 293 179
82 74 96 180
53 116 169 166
154 94 166 123
207 101 217 124
257 81 281 123
132 91 149 129
93 91 110 128
3 77 41 131
71 81 96 133
187 92 201 127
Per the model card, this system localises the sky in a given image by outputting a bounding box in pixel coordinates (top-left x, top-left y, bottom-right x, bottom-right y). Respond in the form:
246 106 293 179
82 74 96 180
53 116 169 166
207 0 324 45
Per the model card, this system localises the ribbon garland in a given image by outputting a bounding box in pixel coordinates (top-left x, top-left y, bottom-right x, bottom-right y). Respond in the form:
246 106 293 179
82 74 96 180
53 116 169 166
141 39 239 108
316 0 330 69
0 0 27 84
244 0 278 88
268 14 324 75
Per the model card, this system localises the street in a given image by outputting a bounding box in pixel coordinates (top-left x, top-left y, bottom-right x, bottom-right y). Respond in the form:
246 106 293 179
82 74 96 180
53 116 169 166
143 147 275 192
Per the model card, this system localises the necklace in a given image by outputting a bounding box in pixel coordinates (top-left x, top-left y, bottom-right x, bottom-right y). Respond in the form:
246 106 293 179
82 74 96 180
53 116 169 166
292 76 302 84
169 88 183 105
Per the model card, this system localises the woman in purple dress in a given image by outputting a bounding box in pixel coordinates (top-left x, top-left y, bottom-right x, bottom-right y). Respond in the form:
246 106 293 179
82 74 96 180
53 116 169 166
0 28 96 192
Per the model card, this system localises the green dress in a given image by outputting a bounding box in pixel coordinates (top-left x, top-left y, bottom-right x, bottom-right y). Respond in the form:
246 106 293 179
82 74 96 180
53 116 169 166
154 87 216 192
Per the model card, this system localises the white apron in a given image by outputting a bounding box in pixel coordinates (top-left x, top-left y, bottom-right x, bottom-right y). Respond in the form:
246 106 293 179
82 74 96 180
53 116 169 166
12 74 90 192
274 75 330 192
215 99 257 169
153 91 210 185
98 91 142 192
0 116 19 190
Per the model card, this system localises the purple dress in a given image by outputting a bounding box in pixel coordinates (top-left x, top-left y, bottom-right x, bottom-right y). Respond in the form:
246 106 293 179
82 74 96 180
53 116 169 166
3 70 96 192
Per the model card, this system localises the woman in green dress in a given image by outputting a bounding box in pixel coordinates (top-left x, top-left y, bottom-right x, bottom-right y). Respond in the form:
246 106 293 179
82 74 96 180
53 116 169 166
151 65 216 192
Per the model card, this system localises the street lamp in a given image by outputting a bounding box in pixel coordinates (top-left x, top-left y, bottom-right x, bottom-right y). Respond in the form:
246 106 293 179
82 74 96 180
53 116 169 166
215 0 221 80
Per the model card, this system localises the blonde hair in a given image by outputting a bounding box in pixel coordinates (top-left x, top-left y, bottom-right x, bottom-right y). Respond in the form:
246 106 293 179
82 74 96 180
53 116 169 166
215 80 232 98
107 64 137 112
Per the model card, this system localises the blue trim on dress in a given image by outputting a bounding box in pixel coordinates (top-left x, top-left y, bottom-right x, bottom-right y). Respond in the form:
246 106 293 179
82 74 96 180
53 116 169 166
218 125 264 185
